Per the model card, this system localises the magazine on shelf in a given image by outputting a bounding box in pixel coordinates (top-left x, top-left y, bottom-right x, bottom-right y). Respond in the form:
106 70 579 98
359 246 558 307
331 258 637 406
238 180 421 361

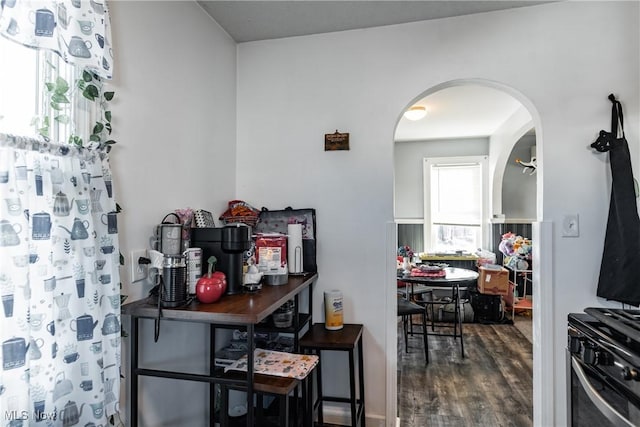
224 349 319 380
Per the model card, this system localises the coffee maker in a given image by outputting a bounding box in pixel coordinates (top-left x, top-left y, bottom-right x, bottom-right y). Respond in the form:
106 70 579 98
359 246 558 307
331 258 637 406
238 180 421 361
190 224 251 295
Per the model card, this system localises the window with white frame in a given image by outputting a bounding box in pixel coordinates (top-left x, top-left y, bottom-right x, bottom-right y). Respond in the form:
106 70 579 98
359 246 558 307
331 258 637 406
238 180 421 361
0 36 89 142
0 36 37 137
423 156 488 253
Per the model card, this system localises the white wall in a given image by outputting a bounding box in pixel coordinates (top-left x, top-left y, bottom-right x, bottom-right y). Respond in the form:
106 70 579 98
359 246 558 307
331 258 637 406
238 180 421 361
236 2 639 426
502 134 537 220
490 105 534 217
394 137 489 219
108 2 237 425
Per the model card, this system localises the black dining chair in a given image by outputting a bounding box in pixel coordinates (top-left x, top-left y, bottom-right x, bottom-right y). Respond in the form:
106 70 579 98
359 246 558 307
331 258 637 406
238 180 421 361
417 287 466 359
397 297 429 363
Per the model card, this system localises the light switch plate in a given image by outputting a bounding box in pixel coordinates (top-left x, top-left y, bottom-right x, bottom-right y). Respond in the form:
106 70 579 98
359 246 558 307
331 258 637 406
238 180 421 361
130 249 147 283
562 214 579 237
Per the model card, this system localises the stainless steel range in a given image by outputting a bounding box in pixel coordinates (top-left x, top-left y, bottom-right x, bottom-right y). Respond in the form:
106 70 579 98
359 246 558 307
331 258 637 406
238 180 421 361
567 308 640 426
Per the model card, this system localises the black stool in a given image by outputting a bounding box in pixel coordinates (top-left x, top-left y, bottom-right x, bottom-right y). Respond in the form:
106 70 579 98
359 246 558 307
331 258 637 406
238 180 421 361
299 323 365 427
397 297 429 363
219 372 300 426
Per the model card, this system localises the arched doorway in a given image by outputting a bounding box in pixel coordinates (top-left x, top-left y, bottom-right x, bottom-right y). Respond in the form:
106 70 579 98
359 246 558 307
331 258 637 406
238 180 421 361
390 78 552 426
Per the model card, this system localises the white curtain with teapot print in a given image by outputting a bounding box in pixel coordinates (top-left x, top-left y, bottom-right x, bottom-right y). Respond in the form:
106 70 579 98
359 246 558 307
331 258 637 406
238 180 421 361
0 133 120 426
0 0 113 79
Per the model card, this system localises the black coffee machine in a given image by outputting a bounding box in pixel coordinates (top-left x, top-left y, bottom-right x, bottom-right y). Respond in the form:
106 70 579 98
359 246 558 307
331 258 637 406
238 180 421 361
190 225 251 295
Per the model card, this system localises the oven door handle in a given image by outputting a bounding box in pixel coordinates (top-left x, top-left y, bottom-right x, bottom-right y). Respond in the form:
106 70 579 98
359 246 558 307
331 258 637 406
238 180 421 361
571 356 635 427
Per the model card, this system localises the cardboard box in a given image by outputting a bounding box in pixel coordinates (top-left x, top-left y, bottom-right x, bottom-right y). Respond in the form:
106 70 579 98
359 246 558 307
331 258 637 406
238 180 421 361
477 266 510 296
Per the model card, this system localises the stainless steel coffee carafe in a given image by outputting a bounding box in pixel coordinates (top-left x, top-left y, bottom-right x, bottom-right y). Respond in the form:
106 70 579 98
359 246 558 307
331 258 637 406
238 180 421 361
161 255 187 308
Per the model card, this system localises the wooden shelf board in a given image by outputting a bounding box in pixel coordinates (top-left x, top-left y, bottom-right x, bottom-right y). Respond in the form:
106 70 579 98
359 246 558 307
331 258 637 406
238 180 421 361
513 298 533 310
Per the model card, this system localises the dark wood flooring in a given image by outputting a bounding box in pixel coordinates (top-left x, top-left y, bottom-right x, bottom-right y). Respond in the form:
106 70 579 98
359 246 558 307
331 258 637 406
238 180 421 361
398 319 533 427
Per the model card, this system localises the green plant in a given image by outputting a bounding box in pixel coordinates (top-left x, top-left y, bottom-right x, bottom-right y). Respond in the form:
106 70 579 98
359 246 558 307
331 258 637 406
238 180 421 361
77 70 115 149
38 70 126 285
36 67 116 151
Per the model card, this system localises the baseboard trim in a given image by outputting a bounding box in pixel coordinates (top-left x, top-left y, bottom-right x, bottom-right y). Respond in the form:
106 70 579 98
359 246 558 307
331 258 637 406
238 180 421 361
321 403 385 427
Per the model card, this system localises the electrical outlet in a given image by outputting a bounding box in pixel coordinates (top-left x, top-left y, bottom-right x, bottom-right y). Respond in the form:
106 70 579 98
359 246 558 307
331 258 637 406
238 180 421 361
130 249 147 283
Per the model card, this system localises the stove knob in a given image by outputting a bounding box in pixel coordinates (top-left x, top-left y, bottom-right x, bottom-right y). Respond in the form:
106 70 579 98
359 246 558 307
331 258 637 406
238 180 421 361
568 336 582 354
598 351 613 366
583 346 598 365
621 367 640 381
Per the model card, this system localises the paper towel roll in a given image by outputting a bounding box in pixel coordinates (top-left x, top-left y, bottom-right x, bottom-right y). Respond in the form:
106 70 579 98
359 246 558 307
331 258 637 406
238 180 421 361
287 224 304 273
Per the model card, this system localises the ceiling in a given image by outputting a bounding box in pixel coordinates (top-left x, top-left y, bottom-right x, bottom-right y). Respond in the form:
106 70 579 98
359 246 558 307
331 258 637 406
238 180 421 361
394 85 526 141
198 1 542 140
198 1 551 43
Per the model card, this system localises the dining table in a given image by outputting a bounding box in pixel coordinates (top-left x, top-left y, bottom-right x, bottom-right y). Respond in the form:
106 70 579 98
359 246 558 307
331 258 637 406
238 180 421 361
397 266 478 300
397 267 478 358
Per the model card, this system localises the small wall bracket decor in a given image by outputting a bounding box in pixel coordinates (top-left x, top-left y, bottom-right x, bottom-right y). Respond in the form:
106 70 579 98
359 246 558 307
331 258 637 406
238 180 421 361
515 157 537 175
325 130 350 151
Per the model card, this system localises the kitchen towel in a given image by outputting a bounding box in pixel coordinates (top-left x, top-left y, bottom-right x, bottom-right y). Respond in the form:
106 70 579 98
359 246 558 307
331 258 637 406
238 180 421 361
224 349 319 380
287 223 303 273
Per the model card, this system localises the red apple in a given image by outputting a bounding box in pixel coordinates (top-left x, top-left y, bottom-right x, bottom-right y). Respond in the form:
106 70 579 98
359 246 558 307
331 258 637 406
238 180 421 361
211 271 227 294
196 256 227 303
196 275 225 303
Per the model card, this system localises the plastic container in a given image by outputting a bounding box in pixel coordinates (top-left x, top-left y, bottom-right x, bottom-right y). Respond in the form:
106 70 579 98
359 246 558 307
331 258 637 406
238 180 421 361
272 300 294 328
324 290 344 330
272 311 293 328
476 249 497 268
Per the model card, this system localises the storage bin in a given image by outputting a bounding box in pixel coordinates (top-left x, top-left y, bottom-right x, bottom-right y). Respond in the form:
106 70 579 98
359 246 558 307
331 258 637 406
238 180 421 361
471 293 504 323
437 302 475 323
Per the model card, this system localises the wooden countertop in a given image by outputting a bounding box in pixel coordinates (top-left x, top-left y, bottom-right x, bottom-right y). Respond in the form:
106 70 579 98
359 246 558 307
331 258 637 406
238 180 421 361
122 273 318 325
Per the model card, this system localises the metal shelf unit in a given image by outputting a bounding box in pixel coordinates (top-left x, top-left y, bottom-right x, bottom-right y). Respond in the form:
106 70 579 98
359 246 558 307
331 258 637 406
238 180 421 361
508 267 532 319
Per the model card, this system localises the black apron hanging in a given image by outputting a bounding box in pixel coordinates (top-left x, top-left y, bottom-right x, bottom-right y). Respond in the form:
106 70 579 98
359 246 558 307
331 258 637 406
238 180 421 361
592 94 640 306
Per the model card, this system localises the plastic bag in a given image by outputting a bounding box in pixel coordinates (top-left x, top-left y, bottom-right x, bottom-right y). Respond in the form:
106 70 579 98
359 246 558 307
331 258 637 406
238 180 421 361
476 249 496 267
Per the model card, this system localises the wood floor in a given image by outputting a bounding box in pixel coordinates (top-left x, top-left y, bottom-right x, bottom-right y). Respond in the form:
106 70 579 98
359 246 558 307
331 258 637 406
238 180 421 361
397 318 533 427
